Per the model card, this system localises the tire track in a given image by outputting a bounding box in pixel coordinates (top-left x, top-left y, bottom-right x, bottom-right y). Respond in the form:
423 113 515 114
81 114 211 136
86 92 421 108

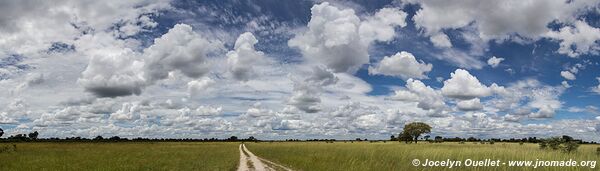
237 144 293 171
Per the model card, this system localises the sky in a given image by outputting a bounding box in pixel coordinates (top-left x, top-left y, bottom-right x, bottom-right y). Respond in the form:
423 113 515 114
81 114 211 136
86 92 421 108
1 0 600 141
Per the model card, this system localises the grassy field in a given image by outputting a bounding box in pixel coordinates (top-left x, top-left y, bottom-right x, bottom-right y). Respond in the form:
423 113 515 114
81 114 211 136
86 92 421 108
0 142 239 171
1 141 598 171
248 141 600 171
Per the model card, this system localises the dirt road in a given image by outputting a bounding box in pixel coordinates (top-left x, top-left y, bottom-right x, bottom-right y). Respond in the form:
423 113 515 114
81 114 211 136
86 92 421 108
237 144 293 171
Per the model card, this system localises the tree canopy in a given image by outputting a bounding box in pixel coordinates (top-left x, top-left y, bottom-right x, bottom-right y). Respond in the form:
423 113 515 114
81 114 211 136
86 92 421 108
401 122 431 144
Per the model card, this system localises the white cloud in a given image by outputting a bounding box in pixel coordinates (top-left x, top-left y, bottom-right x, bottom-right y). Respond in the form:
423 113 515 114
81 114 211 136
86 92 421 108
178 106 222 116
359 7 407 43
457 98 483 111
144 24 222 83
528 86 563 118
368 51 432 80
289 2 407 73
561 81 572 88
187 77 216 97
0 112 18 124
288 82 321 113
0 0 170 56
429 32 452 48
592 77 600 94
545 21 600 57
109 103 141 122
406 0 597 42
560 70 576 80
441 69 492 100
227 32 267 81
487 56 504 68
391 78 446 113
306 66 338 86
78 47 146 97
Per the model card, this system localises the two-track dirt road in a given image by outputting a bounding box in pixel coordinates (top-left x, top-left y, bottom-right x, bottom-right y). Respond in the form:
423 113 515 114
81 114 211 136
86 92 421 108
237 144 293 171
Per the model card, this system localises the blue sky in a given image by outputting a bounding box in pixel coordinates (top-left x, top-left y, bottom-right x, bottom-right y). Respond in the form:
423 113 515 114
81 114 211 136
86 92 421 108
1 0 600 141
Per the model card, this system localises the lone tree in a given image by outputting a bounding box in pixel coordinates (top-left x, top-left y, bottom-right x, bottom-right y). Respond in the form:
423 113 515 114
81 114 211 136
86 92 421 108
0 128 3 138
28 131 39 140
401 122 431 144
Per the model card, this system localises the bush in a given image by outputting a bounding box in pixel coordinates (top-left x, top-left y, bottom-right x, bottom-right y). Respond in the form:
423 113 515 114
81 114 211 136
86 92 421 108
539 136 579 153
539 140 547 149
459 141 465 144
519 142 524 145
547 137 563 150
489 140 495 145
596 147 600 155
562 141 579 153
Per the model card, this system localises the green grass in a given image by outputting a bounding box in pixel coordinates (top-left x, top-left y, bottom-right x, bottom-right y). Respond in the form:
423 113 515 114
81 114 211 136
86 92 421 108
247 141 600 171
0 142 239 171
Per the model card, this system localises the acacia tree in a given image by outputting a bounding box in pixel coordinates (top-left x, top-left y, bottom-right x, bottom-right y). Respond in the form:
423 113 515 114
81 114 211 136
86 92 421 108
0 128 3 138
402 122 431 144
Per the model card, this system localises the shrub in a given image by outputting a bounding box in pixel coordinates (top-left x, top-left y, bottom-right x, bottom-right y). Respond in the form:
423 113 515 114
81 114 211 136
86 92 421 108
519 142 524 145
539 140 548 149
547 137 563 150
562 141 579 153
539 136 580 153
489 140 495 145
596 147 600 155
459 141 465 144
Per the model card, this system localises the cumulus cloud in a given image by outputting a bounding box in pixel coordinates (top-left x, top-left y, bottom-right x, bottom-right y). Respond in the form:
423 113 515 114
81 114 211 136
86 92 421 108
358 7 408 43
187 77 216 97
178 106 222 116
289 2 407 73
227 32 266 81
109 103 141 122
405 0 598 45
429 32 452 48
487 56 504 68
78 48 146 98
560 70 576 80
0 112 18 124
306 66 338 86
15 72 44 92
528 86 563 118
441 69 493 100
288 82 321 113
457 98 483 111
390 78 446 114
144 24 221 83
368 51 432 80
0 0 170 56
545 21 600 57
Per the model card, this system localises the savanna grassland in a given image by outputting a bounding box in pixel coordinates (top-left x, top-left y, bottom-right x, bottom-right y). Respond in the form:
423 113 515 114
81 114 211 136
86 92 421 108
0 142 239 171
248 141 600 171
1 141 599 171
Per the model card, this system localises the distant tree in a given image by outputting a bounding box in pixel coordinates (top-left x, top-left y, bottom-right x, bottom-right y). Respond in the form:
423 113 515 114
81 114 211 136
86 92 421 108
402 122 431 144
247 136 257 141
28 131 39 140
424 135 430 141
434 136 443 143
398 131 412 143
109 136 121 141
562 135 573 142
0 128 3 138
390 135 397 141
93 136 104 141
228 136 238 141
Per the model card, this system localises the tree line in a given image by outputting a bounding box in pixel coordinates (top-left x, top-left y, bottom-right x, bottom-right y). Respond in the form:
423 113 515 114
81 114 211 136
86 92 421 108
389 122 596 144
